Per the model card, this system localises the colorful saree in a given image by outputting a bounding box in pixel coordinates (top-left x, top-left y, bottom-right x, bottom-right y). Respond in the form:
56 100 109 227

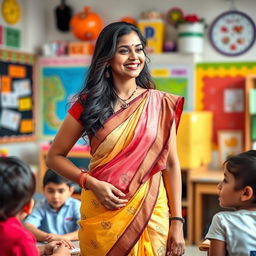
69 89 184 256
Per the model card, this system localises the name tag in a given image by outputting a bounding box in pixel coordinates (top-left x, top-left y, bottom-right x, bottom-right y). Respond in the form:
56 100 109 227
65 217 74 221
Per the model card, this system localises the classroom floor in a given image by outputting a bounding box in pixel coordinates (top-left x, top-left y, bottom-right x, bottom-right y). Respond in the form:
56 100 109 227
185 245 206 256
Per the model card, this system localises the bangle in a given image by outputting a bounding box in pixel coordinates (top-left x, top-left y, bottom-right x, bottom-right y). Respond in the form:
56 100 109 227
77 169 89 189
169 216 185 224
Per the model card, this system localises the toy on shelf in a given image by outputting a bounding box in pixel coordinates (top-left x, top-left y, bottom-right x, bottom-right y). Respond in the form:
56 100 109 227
138 10 165 54
165 7 184 26
0 148 8 157
165 7 206 54
70 6 103 41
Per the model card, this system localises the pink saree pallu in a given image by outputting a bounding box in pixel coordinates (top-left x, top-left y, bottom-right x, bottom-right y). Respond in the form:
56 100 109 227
77 89 184 256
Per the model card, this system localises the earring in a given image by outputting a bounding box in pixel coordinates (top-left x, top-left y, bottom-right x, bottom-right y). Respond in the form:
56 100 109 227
105 66 110 78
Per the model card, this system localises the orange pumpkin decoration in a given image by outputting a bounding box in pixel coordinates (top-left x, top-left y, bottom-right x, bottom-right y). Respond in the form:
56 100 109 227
70 6 103 41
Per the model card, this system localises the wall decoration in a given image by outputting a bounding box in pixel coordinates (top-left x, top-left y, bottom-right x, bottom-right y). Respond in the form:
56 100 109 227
38 57 91 138
0 25 3 45
150 64 193 110
1 0 21 25
249 88 256 114
5 27 21 48
54 0 73 32
209 10 256 56
0 49 36 143
218 130 243 164
70 6 103 41
223 88 243 113
196 62 256 148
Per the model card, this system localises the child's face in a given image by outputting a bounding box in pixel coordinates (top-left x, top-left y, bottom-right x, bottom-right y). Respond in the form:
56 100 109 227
43 182 73 211
217 166 243 209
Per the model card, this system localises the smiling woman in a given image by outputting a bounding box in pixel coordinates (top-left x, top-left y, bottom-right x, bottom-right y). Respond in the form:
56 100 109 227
46 21 185 256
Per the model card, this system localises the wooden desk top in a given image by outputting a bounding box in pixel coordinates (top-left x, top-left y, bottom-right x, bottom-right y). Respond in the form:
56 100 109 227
190 166 223 183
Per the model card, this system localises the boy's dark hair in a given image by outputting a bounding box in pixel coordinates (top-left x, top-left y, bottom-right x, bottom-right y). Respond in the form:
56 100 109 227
0 157 36 221
224 150 256 201
43 169 71 187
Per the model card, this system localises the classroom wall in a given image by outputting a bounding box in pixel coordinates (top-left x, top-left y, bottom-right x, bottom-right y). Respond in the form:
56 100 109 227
0 0 256 167
46 0 256 61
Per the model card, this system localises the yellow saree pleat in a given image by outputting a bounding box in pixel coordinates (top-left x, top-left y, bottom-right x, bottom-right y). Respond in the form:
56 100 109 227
78 177 169 256
89 97 147 170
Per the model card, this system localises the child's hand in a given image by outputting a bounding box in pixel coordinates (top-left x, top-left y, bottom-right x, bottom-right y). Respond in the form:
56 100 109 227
52 243 70 256
43 241 73 255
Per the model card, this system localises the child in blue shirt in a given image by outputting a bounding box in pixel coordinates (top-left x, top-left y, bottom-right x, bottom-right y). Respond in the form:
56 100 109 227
0 156 71 256
24 169 81 242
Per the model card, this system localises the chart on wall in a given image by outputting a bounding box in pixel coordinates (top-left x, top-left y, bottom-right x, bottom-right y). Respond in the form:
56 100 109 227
39 57 91 137
196 62 256 148
150 64 193 110
0 50 36 143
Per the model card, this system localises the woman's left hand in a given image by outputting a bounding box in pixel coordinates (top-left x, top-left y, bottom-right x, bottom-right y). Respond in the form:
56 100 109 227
166 221 185 256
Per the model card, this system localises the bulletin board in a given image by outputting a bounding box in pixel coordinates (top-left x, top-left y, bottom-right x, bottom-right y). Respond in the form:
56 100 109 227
196 62 256 148
0 50 36 143
38 57 91 138
150 64 193 110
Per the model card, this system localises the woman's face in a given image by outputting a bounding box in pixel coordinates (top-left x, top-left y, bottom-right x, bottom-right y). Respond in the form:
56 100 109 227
109 31 145 81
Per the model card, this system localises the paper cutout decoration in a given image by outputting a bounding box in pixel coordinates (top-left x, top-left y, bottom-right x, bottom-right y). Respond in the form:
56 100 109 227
249 88 256 115
251 116 256 140
9 64 25 78
18 97 32 111
0 109 21 131
224 88 244 113
1 75 11 92
20 119 33 133
5 27 21 48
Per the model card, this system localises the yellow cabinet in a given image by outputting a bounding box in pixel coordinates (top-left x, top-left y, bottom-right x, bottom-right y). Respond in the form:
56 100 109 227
177 111 213 169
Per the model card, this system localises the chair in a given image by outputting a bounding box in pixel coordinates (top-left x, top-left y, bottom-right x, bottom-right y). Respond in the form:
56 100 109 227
199 239 210 255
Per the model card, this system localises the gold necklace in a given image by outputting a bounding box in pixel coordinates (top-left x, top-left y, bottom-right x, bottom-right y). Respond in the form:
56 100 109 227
115 86 138 109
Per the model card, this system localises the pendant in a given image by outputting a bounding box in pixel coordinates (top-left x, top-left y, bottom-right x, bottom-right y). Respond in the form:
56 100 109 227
121 102 129 109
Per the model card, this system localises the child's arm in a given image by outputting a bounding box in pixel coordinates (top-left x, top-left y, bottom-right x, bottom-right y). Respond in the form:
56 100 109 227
209 239 226 256
45 230 78 242
24 223 49 242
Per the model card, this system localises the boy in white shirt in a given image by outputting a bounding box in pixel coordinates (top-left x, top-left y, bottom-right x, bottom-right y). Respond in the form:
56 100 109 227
206 150 256 256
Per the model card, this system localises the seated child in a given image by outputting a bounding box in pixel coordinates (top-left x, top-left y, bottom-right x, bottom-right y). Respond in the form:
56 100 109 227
0 156 71 256
24 169 81 242
206 150 256 256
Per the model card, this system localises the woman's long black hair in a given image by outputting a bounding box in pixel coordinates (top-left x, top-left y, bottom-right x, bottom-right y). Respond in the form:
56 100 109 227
77 22 155 137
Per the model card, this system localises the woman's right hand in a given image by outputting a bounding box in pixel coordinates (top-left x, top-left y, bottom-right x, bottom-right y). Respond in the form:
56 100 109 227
87 176 128 210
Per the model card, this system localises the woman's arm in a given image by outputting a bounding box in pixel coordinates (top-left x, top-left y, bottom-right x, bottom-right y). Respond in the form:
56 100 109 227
47 114 128 210
162 121 185 256
209 239 226 256
46 114 84 183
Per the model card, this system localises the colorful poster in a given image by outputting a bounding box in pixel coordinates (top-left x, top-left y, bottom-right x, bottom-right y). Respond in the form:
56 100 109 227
150 64 193 110
0 50 35 143
196 62 256 148
39 57 91 137
5 27 21 48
